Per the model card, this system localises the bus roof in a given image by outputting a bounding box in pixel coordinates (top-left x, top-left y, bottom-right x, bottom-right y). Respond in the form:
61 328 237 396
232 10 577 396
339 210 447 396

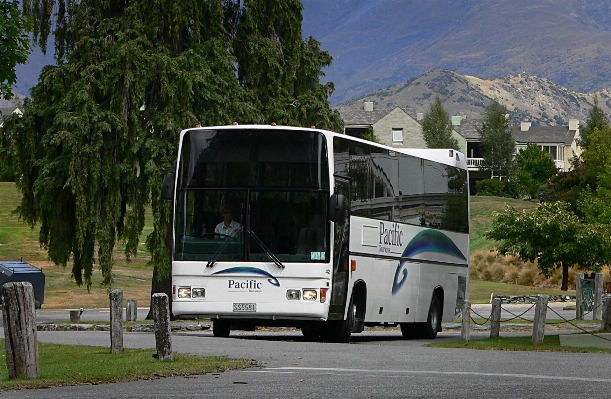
182 124 468 170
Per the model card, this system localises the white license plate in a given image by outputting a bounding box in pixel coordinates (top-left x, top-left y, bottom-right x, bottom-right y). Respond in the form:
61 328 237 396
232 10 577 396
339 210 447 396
233 303 256 312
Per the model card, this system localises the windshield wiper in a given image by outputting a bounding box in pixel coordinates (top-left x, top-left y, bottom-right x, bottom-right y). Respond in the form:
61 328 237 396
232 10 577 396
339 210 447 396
248 230 285 269
206 236 233 268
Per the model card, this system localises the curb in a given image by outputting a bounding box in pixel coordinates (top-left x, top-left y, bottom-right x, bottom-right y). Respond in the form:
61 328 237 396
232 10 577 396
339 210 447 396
37 323 211 332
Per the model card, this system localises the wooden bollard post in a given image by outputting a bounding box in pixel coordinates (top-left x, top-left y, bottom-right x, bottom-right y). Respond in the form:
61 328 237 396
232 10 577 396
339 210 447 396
152 293 173 361
2 282 40 379
532 294 548 345
593 273 603 321
70 310 81 322
601 298 611 331
110 289 123 354
576 273 585 320
126 299 137 322
461 301 471 342
490 297 501 338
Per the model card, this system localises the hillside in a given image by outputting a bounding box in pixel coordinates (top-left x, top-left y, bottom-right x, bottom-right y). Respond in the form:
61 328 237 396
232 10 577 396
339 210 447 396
335 69 611 126
302 0 611 104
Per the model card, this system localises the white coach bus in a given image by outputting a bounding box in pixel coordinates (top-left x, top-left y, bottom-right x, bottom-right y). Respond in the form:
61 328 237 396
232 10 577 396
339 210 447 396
162 124 470 342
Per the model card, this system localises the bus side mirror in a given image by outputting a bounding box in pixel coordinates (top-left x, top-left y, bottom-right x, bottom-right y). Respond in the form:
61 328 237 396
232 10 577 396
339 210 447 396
329 193 346 222
161 172 175 200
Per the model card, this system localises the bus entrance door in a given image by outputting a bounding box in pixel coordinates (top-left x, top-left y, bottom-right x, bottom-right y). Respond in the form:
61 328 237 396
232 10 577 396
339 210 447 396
329 178 350 319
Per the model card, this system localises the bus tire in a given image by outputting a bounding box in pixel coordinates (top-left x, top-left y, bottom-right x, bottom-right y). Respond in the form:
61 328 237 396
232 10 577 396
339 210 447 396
333 296 355 343
213 320 231 338
301 323 320 340
421 294 442 339
399 322 420 339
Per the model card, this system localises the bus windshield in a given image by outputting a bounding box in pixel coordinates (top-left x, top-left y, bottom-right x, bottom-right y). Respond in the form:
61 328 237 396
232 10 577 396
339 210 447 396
173 129 330 263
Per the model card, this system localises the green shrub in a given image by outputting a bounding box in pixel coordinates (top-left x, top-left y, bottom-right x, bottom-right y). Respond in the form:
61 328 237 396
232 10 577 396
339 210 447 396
476 179 506 196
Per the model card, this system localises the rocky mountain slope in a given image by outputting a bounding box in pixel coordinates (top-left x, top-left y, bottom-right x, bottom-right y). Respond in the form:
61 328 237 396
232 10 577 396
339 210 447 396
302 0 611 104
335 70 611 126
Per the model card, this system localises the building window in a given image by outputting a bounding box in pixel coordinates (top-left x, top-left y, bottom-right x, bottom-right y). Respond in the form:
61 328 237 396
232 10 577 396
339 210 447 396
392 128 403 143
540 145 558 160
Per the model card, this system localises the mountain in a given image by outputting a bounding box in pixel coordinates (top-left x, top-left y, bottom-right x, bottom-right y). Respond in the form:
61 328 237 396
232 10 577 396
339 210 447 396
301 0 611 104
12 0 611 111
334 69 611 126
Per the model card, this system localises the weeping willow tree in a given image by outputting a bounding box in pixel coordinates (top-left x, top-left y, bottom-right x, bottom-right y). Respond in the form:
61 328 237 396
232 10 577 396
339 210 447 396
230 0 342 129
0 0 31 100
3 0 341 305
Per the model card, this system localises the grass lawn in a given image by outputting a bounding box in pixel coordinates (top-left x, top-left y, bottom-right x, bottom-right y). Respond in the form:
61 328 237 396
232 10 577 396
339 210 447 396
469 196 538 253
429 335 611 353
0 340 249 391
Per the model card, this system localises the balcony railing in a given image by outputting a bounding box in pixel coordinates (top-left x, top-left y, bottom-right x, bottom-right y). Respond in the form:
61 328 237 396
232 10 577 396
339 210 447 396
467 158 484 168
555 160 565 171
467 157 566 171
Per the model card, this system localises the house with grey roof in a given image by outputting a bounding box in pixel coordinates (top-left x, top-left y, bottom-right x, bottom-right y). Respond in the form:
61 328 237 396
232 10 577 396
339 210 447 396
451 117 580 174
338 101 465 151
512 120 580 172
451 117 581 192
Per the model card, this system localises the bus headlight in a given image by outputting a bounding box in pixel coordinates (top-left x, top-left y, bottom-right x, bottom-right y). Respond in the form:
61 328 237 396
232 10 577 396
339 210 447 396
192 287 205 299
178 287 191 298
286 289 301 300
302 289 318 301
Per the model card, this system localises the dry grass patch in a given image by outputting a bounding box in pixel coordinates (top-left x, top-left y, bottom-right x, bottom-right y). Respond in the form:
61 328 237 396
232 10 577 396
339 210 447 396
36 260 153 309
1 182 154 309
470 250 611 290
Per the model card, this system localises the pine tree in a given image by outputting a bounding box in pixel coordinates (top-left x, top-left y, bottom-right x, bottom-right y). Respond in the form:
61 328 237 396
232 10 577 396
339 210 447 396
477 100 515 179
421 94 459 150
578 95 608 152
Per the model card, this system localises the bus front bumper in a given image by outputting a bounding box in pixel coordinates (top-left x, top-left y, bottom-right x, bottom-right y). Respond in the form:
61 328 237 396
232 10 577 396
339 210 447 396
172 300 329 321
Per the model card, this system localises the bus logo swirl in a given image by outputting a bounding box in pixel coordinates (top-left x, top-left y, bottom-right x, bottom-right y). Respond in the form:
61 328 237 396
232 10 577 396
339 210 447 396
392 230 467 294
212 266 280 287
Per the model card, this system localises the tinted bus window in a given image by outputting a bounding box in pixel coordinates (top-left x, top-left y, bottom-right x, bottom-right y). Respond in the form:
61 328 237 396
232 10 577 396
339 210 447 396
179 129 329 189
397 154 424 226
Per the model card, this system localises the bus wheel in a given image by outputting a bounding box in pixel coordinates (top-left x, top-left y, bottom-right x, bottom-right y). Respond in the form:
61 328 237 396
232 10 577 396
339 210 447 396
213 320 230 338
301 323 320 340
399 322 419 339
333 296 355 343
421 294 442 339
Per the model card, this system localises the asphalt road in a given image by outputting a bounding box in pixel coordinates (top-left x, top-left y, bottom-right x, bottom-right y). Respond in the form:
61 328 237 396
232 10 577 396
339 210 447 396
1 303 609 398
2 302 585 326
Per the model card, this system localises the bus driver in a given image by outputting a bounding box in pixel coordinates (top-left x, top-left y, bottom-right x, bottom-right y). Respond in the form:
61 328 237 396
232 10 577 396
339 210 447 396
215 208 243 238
